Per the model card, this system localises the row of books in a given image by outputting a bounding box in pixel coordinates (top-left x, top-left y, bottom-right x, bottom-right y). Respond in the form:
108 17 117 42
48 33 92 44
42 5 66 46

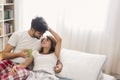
5 0 13 3
0 0 13 4
5 22 13 34
0 22 13 35
4 9 14 19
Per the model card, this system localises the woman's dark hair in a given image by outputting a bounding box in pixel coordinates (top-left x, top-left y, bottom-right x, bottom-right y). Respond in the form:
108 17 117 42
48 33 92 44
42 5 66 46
39 36 56 54
31 17 48 33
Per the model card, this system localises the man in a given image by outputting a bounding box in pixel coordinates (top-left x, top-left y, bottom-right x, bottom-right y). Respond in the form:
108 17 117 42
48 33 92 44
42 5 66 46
2 17 48 62
0 17 62 79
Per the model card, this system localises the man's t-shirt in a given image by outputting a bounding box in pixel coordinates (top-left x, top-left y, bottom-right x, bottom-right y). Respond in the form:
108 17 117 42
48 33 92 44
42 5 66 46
8 31 41 63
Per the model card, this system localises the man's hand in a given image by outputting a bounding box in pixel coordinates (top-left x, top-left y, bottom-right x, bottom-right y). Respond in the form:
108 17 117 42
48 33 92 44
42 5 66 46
19 49 29 58
54 59 63 73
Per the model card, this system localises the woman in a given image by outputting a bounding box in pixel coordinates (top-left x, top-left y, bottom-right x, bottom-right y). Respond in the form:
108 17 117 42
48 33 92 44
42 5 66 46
11 27 63 80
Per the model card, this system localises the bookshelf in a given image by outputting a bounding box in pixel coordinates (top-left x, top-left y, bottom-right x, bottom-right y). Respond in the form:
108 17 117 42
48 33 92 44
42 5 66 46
0 0 14 52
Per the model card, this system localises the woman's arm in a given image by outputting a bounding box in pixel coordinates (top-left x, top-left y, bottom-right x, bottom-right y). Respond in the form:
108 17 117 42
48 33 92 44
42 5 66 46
48 27 62 58
48 28 63 73
54 59 63 73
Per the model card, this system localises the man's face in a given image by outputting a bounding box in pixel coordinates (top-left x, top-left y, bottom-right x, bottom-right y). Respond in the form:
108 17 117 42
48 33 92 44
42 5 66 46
33 31 43 39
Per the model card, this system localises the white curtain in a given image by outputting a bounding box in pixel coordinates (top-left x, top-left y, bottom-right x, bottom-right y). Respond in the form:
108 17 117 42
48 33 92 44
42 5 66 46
14 0 23 31
16 0 120 75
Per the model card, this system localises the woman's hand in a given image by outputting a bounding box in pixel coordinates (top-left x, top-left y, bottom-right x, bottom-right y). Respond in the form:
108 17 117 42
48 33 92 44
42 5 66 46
54 64 62 73
9 65 22 75
54 59 63 73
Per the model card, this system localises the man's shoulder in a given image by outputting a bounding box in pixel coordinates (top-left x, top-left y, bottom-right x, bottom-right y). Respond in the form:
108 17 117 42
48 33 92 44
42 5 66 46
13 31 27 36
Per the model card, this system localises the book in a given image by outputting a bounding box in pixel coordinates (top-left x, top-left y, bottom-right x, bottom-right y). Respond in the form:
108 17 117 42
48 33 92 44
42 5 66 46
9 10 14 18
4 22 10 34
10 24 13 33
4 9 14 19
4 10 9 19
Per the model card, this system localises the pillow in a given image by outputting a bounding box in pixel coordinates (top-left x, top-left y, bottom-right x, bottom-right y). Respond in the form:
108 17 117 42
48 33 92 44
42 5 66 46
98 71 104 80
57 48 107 80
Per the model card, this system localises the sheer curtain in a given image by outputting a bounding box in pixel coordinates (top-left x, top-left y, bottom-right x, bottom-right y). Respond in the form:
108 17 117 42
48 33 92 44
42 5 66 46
56 0 120 75
16 0 120 75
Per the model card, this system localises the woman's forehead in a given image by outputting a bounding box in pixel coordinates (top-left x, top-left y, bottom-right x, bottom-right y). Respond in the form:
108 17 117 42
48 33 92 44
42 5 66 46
41 36 47 39
41 36 50 41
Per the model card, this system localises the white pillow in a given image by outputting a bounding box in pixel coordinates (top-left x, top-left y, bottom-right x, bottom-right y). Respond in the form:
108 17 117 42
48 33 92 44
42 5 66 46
58 48 107 80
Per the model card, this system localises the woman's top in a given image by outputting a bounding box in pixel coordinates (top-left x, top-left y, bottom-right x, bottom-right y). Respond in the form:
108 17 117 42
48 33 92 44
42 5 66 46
32 50 57 74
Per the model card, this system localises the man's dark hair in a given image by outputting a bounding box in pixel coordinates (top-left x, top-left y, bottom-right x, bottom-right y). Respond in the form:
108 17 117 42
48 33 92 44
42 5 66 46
31 17 48 33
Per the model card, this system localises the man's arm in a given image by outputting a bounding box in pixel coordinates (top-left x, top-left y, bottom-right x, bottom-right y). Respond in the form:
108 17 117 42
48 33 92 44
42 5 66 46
19 55 33 68
10 54 33 74
2 44 28 59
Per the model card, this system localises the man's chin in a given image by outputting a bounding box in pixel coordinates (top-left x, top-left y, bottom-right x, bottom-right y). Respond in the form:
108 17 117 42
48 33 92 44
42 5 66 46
33 36 40 39
36 37 40 39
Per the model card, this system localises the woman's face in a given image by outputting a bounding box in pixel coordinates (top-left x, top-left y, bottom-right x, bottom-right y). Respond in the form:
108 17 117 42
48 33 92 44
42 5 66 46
41 37 51 48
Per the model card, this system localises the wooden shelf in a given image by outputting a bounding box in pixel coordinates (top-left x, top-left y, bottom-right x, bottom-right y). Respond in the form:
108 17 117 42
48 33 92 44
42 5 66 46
4 3 14 6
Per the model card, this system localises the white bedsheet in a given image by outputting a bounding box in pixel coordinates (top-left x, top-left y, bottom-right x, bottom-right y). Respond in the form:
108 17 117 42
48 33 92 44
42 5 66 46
103 74 116 80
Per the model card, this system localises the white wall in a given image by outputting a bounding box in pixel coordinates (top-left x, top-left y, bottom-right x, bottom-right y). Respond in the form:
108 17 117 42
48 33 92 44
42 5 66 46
14 0 23 31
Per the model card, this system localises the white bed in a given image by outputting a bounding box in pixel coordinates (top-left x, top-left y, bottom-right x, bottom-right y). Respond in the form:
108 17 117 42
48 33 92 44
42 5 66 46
58 48 116 80
103 74 116 80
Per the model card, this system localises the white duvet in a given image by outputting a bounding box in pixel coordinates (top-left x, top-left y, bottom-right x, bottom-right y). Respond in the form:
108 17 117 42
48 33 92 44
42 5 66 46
102 74 116 80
